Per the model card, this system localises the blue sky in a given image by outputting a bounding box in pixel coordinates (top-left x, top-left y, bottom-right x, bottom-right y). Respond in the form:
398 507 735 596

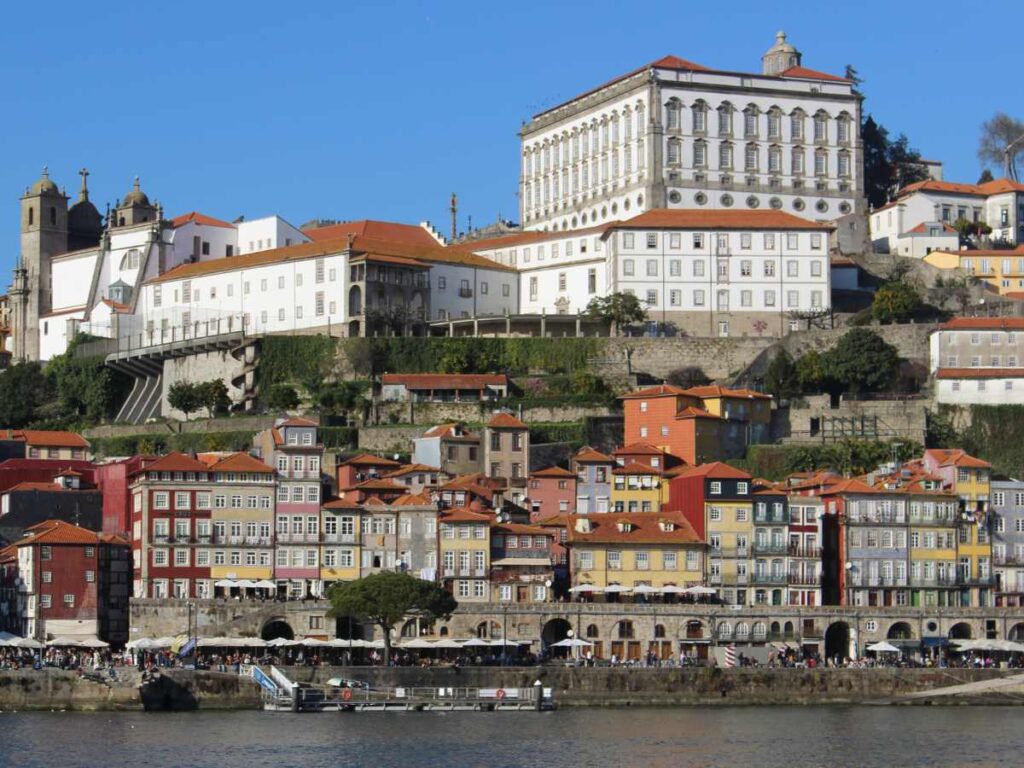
0 0 1018 275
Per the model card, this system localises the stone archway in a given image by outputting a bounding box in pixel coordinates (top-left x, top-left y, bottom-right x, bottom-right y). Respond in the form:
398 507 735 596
887 621 914 640
824 621 850 661
541 618 572 648
1009 623 1024 641
948 622 972 640
261 618 295 641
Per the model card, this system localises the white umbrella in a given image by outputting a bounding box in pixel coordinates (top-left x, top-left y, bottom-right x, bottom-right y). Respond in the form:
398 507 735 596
685 586 718 595
432 638 463 649
398 637 435 649
866 641 900 653
362 639 386 649
329 638 364 648
254 580 277 589
77 637 109 649
47 636 86 646
299 638 329 647
236 637 267 647
568 584 599 593
213 579 236 588
0 631 17 644
631 584 661 595
489 639 521 647
602 584 631 594
551 637 592 648
266 637 298 647
13 637 43 649
659 585 688 594
235 580 259 589
462 637 491 647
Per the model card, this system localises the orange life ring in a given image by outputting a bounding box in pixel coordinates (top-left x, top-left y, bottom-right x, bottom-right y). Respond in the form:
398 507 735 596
341 687 353 701
495 688 506 700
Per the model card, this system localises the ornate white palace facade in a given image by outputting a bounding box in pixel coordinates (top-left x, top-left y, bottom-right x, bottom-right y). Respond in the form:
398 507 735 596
519 32 863 233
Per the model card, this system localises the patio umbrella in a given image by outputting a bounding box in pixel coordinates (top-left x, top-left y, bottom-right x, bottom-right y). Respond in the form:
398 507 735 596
685 586 718 595
236 637 267 647
568 584 598 592
432 638 464 649
489 639 521 647
47 636 86 646
329 638 364 648
551 637 592 648
235 580 259 589
254 580 277 589
13 637 43 649
213 579 236 588
602 585 631 594
398 638 435 649
462 637 491 648
266 637 298 647
631 585 661 595
866 641 900 653
659 585 687 594
299 638 329 647
77 637 109 649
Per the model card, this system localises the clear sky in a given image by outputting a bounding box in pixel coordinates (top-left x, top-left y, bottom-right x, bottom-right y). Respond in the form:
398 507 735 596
0 0 1018 276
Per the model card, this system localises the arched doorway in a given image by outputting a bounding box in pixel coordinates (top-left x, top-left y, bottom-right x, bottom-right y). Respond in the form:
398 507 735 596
887 621 914 640
1009 623 1024 641
948 622 972 640
541 618 572 648
824 621 850 661
348 285 362 315
335 615 365 640
261 618 295 641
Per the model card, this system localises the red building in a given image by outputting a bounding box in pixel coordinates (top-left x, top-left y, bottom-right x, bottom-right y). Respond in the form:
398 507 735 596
619 385 726 465
335 453 402 491
1 520 130 644
527 466 576 521
92 456 154 536
0 458 95 494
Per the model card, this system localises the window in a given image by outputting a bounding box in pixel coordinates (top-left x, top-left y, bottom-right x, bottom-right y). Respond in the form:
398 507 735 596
623 259 634 276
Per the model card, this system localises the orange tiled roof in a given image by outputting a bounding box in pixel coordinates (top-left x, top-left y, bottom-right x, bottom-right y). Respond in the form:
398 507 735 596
682 461 752 480
341 478 408 492
440 506 493 523
612 461 662 476
302 219 439 248
492 522 551 536
977 179 1024 195
615 442 666 455
381 373 507 389
5 481 63 493
896 180 987 197
937 317 1024 331
530 466 576 478
565 513 701 545
925 448 991 469
170 211 236 229
0 430 90 449
936 367 1024 379
391 492 435 507
778 65 850 82
279 417 319 428
208 452 276 474
322 498 364 510
906 222 957 235
422 423 477 439
384 463 441 477
619 384 689 400
15 520 103 546
820 477 880 495
675 406 722 420
134 451 211 475
573 446 614 463
681 385 771 400
340 453 402 468
487 412 527 429
611 209 834 232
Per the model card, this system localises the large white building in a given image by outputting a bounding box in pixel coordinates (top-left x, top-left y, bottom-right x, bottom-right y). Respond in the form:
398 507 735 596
871 178 1024 256
465 208 833 337
519 32 863 234
930 317 1024 405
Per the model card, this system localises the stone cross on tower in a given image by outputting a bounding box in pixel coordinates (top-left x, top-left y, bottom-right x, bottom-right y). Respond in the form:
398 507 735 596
78 168 90 200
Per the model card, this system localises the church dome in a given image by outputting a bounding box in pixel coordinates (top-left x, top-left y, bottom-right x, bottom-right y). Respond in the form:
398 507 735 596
31 167 60 196
122 177 151 207
766 30 797 55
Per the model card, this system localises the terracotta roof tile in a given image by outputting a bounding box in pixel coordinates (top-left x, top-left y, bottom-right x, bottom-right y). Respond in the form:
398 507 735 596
322 498 364 510
614 442 665 455
170 211 236 229
440 506 493 523
16 520 103 546
132 451 209 475
573 446 614 463
2 430 90 449
279 417 319 427
302 220 439 248
530 466 576 478
487 412 527 429
422 423 477 439
778 65 849 82
681 385 771 400
619 384 690 400
612 461 662 476
340 453 402 468
391 492 435 507
937 317 1024 331
682 461 752 480
383 463 441 477
936 367 1024 379
675 406 722 420
565 513 701 545
906 222 957 235
492 522 551 536
611 209 833 232
207 452 276 474
381 373 507 389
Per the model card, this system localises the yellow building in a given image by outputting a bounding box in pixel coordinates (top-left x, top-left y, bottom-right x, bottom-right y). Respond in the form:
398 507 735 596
439 507 491 603
905 489 960 608
611 462 664 513
204 453 277 586
566 513 705 661
922 449 994 607
320 499 362 586
924 247 1024 296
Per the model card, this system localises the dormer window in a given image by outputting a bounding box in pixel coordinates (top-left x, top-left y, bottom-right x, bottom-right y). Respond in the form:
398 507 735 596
659 520 675 532
616 521 632 533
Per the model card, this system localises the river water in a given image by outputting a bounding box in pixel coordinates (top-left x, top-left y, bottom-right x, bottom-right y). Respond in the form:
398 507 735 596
0 707 1019 767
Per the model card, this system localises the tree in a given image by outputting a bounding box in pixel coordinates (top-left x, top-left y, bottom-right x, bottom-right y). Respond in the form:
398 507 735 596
978 112 1024 181
794 349 835 394
862 115 929 209
978 169 995 185
871 281 922 324
197 379 230 418
827 328 901 394
930 274 980 314
266 384 300 412
167 381 202 421
763 350 799 401
665 366 711 389
317 381 366 416
584 292 647 335
0 363 53 427
326 572 457 664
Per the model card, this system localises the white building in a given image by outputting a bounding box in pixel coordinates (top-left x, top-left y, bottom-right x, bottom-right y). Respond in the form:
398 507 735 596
930 317 1024 405
519 32 863 233
871 178 1024 255
465 208 833 337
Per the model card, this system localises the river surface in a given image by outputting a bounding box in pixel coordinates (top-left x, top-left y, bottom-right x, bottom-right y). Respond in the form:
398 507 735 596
0 707 1020 767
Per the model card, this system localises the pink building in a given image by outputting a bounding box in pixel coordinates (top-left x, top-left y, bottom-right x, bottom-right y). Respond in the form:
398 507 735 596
526 466 576 521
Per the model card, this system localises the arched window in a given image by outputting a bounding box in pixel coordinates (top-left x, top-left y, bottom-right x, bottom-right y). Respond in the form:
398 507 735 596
752 622 767 640
718 622 733 640
586 624 599 639
735 622 750 640
654 624 666 639
718 103 733 136
766 107 783 140
814 110 830 142
719 141 733 170
617 620 634 639
693 139 707 168
743 105 759 138
790 109 806 142
50 207 57 226
667 138 682 166
691 101 708 133
439 626 449 637
745 142 759 172
665 99 682 131
120 249 141 270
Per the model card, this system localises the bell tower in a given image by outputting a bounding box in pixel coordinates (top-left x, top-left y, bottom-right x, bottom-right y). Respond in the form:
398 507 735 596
15 167 68 360
761 30 801 76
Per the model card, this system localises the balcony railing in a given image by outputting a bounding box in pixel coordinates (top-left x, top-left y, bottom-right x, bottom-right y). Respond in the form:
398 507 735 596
788 546 822 559
276 533 320 544
751 542 788 555
322 532 359 544
750 573 788 585
788 574 820 586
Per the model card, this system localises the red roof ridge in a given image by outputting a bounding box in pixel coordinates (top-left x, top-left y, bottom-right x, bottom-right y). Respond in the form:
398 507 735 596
170 211 236 229
487 411 527 429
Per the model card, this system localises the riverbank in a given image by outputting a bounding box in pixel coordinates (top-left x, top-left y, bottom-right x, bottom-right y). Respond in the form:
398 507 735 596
2 666 1023 711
